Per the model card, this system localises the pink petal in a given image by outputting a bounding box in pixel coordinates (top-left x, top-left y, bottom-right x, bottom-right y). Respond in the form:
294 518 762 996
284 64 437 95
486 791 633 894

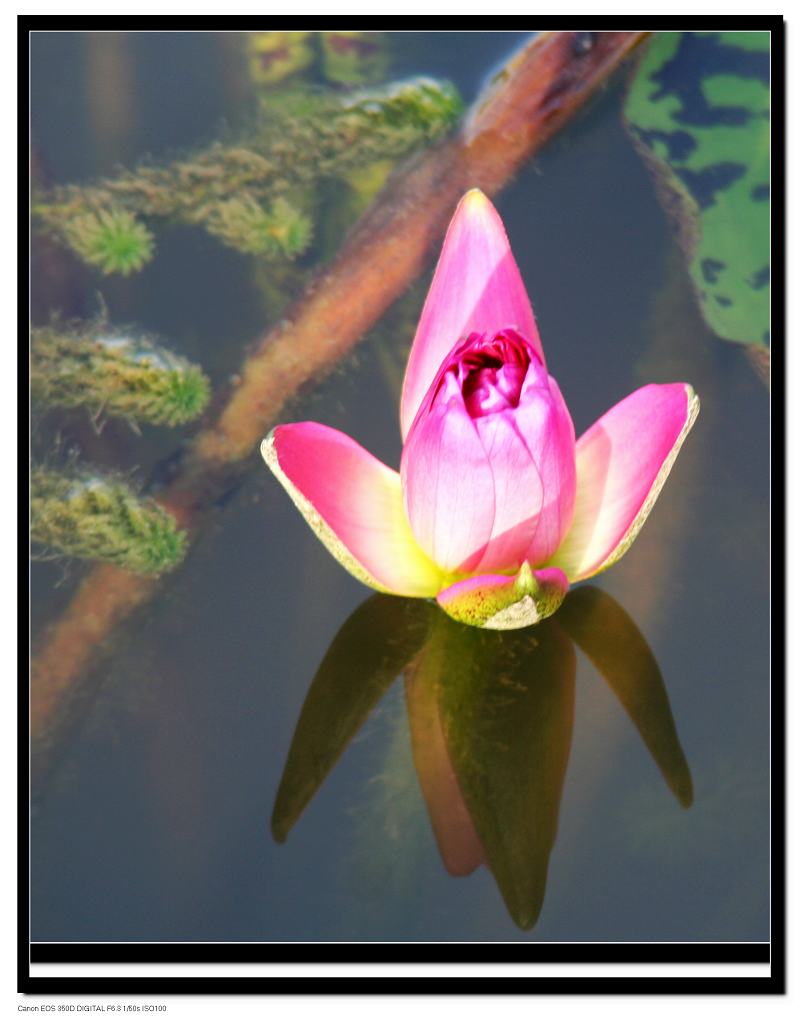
401 390 496 574
400 189 545 440
551 384 699 582
500 370 576 570
471 370 577 577
261 423 444 597
436 564 569 630
470 408 544 572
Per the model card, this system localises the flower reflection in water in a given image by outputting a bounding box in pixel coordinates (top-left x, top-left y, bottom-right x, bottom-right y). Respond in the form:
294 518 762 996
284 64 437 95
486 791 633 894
271 588 692 930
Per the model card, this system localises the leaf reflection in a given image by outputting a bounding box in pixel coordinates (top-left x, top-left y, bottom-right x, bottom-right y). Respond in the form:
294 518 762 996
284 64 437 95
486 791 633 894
271 594 430 842
272 586 692 930
558 587 693 808
407 612 575 928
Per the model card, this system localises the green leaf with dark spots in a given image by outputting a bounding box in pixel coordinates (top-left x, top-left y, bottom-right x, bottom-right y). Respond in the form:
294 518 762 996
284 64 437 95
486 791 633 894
625 31 770 346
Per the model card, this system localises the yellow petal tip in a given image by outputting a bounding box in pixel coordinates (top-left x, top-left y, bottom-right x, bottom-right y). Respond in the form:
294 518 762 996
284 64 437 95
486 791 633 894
460 187 493 215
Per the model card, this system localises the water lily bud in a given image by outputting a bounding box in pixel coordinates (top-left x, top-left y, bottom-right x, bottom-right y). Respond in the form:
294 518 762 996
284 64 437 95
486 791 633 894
401 329 575 574
263 189 699 630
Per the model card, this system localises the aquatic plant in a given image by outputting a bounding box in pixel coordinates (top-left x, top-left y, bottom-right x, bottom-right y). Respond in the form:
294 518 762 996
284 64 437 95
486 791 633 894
30 317 207 578
241 31 392 272
32 76 462 274
262 189 699 629
31 468 186 575
60 206 154 276
203 194 312 259
31 322 210 427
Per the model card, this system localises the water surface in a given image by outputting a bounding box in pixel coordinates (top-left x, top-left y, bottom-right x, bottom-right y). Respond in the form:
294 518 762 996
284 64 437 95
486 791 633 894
30 31 769 943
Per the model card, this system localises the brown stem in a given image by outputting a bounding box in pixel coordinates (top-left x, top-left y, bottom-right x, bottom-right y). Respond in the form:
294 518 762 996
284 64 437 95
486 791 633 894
745 344 770 389
31 31 649 741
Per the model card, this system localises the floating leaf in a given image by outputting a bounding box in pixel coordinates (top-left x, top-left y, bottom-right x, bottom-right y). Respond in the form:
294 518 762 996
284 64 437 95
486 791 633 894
625 31 770 346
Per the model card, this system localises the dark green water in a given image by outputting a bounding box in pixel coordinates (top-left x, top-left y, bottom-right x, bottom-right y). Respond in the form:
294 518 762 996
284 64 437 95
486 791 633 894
30 32 769 942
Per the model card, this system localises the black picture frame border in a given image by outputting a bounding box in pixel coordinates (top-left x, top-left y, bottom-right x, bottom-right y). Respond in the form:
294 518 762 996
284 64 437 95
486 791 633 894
21 15 786 998
18 976 787 997
28 941 771 964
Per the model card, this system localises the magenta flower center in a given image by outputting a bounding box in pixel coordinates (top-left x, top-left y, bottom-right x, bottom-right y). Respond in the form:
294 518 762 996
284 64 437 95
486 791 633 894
436 329 538 420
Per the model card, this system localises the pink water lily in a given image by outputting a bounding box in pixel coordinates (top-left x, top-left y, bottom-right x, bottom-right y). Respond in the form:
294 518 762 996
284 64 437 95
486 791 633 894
261 190 699 629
